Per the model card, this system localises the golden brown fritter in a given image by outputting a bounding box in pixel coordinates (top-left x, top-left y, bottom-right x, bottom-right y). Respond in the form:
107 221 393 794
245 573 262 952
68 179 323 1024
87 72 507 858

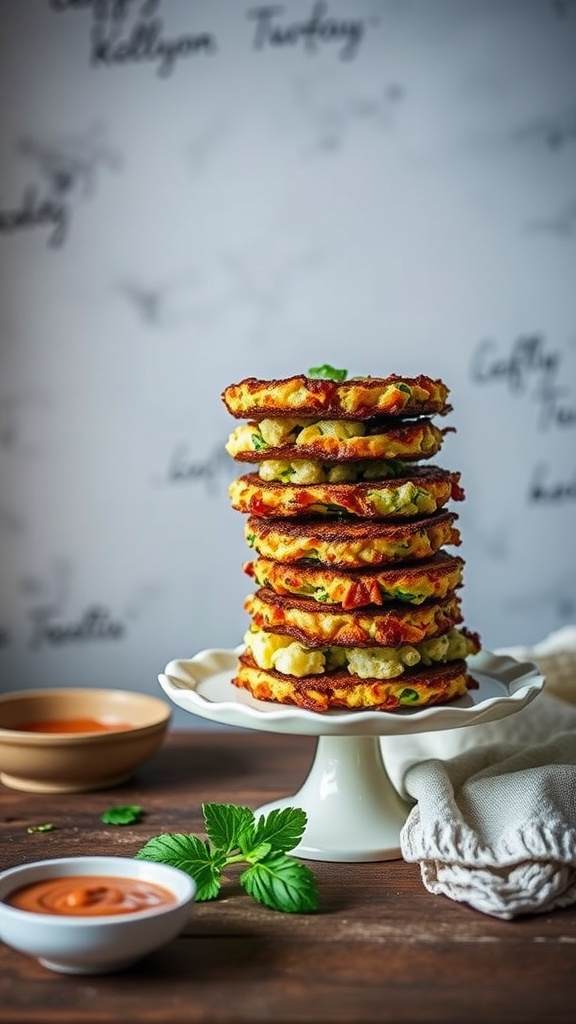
244 551 464 609
233 652 475 712
229 467 464 519
222 374 451 420
242 624 481 679
226 418 449 463
244 511 462 567
245 588 464 646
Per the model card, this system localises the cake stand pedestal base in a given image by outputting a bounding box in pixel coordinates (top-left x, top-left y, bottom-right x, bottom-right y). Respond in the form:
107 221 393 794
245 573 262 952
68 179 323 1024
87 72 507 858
256 735 411 862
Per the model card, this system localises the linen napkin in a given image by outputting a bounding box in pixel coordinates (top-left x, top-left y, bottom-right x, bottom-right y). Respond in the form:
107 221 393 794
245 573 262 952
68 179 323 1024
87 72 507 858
384 625 576 919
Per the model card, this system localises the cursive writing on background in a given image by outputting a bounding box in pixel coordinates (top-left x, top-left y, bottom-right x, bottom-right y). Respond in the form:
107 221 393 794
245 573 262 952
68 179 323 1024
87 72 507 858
248 2 367 61
470 333 560 394
529 463 576 503
19 562 128 651
469 332 576 503
28 604 126 650
164 441 232 494
50 0 371 76
0 125 120 250
534 379 576 430
90 15 216 77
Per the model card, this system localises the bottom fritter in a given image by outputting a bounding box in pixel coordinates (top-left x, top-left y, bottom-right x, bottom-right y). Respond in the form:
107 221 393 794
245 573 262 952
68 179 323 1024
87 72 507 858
233 652 477 713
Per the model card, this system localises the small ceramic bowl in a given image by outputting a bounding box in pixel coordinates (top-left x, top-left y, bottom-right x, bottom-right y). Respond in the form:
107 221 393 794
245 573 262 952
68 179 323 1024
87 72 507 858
0 688 171 793
0 856 195 974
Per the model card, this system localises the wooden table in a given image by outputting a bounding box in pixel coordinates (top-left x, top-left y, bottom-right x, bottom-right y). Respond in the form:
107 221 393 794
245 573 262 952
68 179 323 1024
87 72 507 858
1 728 575 1023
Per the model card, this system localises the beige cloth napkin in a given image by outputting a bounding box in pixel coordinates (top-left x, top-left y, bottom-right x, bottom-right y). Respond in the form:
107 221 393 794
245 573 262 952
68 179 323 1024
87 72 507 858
385 626 576 919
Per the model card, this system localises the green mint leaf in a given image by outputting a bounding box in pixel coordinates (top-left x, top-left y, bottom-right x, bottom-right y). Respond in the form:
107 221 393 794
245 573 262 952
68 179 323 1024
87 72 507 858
135 833 225 902
240 853 319 913
244 841 272 865
27 823 54 833
252 807 307 854
133 804 319 912
308 364 348 381
202 802 255 854
101 805 143 826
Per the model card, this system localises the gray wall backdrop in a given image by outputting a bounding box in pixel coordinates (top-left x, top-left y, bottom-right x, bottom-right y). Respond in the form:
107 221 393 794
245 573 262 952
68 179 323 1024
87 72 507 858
1 0 575 727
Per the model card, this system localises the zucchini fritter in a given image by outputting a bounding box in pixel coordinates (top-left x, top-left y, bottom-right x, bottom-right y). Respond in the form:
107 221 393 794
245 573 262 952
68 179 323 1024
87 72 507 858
243 624 481 679
244 511 462 567
233 652 474 712
222 374 451 419
245 588 464 647
229 467 464 519
226 417 449 463
244 551 464 609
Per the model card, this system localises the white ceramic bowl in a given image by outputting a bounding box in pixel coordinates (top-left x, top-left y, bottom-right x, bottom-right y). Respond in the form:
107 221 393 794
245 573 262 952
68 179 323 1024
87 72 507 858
0 856 196 974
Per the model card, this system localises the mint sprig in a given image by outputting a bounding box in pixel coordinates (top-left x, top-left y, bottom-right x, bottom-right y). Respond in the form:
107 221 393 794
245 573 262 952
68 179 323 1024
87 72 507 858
134 802 318 914
308 364 348 381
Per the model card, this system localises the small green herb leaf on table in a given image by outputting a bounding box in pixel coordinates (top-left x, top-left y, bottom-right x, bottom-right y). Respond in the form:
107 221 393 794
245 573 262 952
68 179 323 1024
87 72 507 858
101 805 143 826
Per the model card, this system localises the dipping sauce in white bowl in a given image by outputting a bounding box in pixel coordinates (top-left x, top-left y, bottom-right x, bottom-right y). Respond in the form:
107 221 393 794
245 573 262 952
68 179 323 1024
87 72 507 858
0 856 195 974
5 874 177 916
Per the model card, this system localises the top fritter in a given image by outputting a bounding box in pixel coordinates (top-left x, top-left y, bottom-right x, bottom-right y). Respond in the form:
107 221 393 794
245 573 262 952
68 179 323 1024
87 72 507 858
221 374 452 420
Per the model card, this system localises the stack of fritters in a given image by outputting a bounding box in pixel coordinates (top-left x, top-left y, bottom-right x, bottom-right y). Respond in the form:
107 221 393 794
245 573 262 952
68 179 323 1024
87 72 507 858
222 372 481 712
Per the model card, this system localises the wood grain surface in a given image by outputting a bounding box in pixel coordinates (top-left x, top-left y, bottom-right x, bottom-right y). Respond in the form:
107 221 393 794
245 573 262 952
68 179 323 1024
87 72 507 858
1 729 575 1023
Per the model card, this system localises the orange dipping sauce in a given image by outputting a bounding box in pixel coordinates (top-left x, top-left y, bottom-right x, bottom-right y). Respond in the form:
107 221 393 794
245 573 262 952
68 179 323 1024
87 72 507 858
6 876 177 916
15 718 132 734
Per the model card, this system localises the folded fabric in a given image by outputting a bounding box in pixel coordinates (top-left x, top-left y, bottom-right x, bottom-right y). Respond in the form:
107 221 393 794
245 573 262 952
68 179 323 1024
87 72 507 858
384 626 576 919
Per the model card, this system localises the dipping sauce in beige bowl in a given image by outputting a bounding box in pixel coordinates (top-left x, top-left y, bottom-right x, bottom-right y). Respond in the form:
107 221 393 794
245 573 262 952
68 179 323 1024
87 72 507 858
15 717 132 734
0 688 171 793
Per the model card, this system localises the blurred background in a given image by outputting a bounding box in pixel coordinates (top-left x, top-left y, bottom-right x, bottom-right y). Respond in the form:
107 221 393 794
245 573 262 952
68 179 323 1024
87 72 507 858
0 0 575 727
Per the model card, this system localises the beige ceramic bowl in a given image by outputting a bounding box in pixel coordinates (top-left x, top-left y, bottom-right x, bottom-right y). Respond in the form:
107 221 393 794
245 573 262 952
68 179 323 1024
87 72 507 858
0 689 171 793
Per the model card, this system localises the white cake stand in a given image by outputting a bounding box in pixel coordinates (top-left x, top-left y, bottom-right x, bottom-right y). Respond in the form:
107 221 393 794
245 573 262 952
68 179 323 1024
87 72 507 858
159 649 544 863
